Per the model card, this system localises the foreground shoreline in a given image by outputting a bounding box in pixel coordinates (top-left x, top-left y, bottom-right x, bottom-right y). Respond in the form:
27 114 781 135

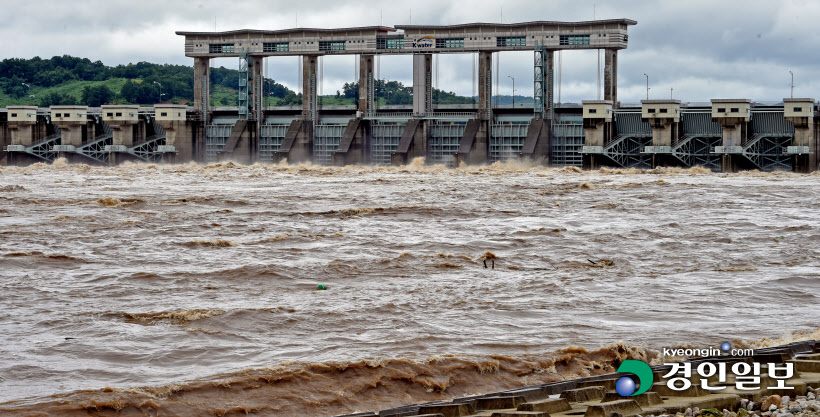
2 337 818 417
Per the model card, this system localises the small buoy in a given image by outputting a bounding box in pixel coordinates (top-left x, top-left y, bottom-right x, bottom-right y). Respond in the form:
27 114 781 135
316 284 327 290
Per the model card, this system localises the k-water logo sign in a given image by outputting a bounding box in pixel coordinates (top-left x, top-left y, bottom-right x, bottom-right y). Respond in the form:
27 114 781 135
412 36 435 48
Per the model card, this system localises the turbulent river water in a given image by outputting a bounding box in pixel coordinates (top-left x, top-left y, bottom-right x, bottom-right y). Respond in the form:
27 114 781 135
0 159 818 416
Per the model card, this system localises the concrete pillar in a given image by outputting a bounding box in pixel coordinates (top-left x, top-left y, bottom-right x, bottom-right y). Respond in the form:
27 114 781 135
102 105 140 146
641 100 681 167
545 50 554 120
604 49 618 106
51 106 88 147
711 99 751 172
102 105 141 165
0 116 7 163
581 100 613 169
155 104 193 162
7 106 38 146
358 55 375 114
251 56 263 121
194 57 210 120
412 54 432 116
478 51 492 120
302 55 318 121
783 98 817 172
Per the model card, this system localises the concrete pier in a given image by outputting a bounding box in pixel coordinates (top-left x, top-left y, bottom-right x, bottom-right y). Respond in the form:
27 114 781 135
783 98 817 173
102 105 143 165
581 100 613 169
155 104 191 163
604 49 618 105
50 106 90 162
712 99 751 172
641 99 681 168
302 55 319 121
7 106 38 147
193 57 210 121
358 55 375 114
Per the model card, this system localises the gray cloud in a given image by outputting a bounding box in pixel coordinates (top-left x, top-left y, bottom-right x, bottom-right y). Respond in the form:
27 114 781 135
0 0 816 102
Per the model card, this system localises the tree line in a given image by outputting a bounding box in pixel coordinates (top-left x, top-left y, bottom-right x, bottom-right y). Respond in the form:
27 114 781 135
0 55 297 107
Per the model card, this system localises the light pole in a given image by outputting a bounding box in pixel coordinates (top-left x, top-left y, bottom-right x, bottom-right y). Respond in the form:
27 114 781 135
153 81 163 103
789 71 794 99
507 75 515 107
643 74 649 100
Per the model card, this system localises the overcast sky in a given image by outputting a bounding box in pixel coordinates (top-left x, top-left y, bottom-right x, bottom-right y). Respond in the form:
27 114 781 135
1 0 817 103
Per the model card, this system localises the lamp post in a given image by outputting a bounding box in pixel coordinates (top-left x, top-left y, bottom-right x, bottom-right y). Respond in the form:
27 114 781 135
643 74 649 100
507 75 515 107
153 81 163 103
789 71 794 99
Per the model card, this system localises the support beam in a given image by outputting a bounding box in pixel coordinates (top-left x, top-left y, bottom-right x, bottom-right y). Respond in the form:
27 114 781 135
478 52 492 120
193 57 210 121
533 47 554 120
251 56 264 121
275 119 313 163
331 118 368 165
302 55 319 121
412 54 432 117
391 119 425 165
358 55 375 114
453 119 489 166
521 118 551 162
604 49 618 106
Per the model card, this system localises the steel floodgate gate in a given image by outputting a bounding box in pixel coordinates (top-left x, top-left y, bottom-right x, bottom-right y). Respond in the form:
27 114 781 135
259 124 289 163
552 114 585 166
370 121 404 165
490 121 528 162
313 124 346 165
205 124 232 163
429 121 467 167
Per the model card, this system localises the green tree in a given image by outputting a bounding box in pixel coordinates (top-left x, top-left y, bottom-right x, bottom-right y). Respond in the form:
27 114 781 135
81 85 114 106
39 92 79 106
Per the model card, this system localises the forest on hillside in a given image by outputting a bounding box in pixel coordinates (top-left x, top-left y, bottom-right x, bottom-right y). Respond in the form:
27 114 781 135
0 55 485 107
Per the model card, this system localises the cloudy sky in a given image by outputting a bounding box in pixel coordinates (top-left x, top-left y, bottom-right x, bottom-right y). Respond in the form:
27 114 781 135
1 0 817 103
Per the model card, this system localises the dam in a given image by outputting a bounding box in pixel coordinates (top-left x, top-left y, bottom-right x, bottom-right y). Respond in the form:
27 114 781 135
0 18 816 172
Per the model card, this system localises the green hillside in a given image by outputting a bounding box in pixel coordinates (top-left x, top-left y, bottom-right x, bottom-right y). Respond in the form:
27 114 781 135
0 55 487 108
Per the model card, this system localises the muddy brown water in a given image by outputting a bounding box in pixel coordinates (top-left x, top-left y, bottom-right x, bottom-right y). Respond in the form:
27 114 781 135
0 159 818 416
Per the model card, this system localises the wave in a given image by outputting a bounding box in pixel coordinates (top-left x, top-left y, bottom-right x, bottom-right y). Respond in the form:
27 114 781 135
0 341 655 417
2 157 793 178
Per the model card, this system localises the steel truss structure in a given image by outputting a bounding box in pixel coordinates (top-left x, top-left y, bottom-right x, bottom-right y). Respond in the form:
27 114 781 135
672 112 722 171
603 112 652 168
743 111 793 171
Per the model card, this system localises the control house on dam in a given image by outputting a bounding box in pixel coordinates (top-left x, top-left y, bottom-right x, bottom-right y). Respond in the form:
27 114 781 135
0 18 817 172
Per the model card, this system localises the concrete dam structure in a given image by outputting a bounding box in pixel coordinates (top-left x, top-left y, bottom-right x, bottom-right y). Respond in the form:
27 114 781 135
0 18 816 172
